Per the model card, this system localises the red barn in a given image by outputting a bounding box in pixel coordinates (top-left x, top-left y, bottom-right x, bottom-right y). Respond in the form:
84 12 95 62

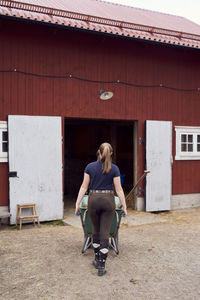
0 0 200 223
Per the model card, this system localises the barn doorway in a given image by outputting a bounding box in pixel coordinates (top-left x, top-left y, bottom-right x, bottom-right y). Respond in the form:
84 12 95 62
64 118 137 206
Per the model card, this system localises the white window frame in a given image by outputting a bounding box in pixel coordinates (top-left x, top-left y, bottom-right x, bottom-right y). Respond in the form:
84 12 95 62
175 126 200 160
0 121 8 162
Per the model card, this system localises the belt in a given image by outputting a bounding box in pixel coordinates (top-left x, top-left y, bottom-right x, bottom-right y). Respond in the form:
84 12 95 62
89 190 114 194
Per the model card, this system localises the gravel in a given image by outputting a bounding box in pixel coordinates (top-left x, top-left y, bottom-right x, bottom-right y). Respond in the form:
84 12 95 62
1 208 200 300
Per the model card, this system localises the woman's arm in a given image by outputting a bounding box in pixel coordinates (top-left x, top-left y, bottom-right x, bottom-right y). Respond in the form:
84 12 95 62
75 173 90 214
113 176 127 215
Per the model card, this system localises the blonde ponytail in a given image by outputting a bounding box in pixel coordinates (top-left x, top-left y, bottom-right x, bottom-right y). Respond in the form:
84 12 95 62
98 143 113 174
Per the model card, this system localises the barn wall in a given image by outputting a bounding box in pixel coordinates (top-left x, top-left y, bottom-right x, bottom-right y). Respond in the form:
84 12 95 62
0 163 8 206
0 18 200 205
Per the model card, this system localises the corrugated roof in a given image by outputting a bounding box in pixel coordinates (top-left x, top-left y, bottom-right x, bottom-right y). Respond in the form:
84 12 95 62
0 0 200 49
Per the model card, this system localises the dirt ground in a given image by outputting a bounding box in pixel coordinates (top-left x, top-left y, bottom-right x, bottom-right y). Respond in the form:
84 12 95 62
1 208 200 300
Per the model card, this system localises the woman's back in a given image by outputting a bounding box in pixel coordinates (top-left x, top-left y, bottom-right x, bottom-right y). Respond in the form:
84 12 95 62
85 160 120 191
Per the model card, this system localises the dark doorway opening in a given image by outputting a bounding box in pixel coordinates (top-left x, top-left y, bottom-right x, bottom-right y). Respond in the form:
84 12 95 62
64 118 136 202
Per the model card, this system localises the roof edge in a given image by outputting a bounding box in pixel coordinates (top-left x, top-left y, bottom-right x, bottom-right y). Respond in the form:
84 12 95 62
0 0 200 42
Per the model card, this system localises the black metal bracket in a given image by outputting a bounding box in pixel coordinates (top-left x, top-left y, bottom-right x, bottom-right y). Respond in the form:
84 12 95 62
139 137 144 144
138 187 144 194
9 171 19 178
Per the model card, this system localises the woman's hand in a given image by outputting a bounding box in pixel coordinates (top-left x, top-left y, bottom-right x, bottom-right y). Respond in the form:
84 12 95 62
75 173 90 215
122 205 127 216
75 203 80 215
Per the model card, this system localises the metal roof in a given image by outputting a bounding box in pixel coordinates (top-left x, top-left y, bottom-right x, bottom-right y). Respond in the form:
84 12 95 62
0 0 200 49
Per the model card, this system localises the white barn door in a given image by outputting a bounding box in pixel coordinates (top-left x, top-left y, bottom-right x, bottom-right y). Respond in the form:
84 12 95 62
146 120 172 212
8 115 63 224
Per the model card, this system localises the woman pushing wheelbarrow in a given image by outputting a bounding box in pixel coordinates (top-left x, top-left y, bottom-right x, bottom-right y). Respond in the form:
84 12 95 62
75 142 127 276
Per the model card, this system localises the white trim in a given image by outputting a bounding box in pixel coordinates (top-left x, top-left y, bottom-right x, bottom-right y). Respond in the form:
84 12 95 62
175 126 200 160
0 121 8 163
171 193 200 210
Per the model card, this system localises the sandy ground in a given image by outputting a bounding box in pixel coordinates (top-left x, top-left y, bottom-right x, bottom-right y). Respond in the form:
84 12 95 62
1 208 200 300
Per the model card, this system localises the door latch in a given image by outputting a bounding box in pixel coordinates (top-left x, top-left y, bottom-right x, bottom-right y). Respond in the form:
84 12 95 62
9 171 19 178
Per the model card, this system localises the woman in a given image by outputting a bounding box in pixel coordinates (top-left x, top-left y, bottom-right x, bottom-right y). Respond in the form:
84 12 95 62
75 142 127 276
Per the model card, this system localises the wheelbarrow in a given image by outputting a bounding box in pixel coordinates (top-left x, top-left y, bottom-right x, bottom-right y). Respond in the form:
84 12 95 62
78 195 123 254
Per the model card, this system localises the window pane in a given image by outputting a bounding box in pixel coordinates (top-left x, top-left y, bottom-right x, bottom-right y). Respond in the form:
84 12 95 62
197 144 200 152
2 142 8 152
2 131 8 142
197 135 200 143
181 144 186 152
188 135 193 143
181 135 186 142
188 144 193 152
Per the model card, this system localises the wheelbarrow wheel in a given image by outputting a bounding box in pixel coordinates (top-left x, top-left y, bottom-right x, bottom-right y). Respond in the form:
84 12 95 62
110 233 119 254
82 236 92 253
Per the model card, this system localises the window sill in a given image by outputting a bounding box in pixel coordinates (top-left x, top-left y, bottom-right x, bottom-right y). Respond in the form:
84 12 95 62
175 155 200 160
0 156 8 163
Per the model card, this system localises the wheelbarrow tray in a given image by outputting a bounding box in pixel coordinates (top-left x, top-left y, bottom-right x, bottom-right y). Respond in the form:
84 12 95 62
79 195 123 254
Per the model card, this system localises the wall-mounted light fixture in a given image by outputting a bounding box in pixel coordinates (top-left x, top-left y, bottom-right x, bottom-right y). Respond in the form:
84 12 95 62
99 89 113 100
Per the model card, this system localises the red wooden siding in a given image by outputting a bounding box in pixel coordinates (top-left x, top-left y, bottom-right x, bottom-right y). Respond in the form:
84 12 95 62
0 164 8 205
0 18 200 205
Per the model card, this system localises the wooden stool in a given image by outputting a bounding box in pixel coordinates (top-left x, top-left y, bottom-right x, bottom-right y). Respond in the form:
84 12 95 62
16 203 40 230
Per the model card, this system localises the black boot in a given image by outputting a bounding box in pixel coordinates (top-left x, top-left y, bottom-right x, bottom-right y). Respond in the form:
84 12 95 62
93 251 100 269
92 240 100 269
98 252 107 276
